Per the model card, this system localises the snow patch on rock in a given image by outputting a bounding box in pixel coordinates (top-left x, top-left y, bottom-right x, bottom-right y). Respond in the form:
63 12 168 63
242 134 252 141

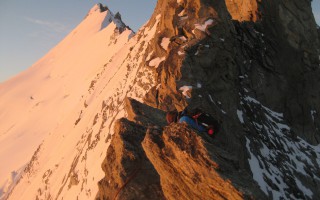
237 110 244 124
194 19 214 32
179 86 192 99
178 51 185 56
208 94 214 103
149 57 165 68
311 110 316 123
177 0 184 4
160 37 170 50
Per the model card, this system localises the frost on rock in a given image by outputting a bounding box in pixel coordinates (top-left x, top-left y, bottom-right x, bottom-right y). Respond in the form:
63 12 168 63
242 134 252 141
240 95 320 200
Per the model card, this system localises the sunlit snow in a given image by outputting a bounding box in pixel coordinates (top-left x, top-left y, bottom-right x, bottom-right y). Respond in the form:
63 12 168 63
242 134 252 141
179 86 192 99
160 37 170 50
0 4 160 200
194 19 214 32
148 57 165 68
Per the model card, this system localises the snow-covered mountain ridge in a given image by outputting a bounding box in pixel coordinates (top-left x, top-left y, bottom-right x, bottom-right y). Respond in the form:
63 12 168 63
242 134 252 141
0 3 156 199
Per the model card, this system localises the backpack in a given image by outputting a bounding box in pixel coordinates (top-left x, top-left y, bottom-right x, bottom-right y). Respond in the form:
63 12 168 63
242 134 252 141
191 110 220 136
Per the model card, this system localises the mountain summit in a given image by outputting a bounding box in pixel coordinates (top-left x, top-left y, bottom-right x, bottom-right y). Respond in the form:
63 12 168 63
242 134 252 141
85 3 130 33
87 3 109 15
1 0 320 200
0 4 136 199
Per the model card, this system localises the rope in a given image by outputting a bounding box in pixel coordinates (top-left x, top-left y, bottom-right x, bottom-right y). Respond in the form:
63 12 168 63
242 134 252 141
113 167 141 200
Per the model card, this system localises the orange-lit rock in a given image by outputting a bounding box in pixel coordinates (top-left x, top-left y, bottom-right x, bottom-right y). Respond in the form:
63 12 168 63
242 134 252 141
225 0 259 22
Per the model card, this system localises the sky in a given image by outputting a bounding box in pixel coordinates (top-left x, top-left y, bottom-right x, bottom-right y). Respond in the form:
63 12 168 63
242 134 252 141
0 0 319 83
0 0 157 83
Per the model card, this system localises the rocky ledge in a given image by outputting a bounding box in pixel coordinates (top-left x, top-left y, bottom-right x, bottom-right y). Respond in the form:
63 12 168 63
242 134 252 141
96 98 266 200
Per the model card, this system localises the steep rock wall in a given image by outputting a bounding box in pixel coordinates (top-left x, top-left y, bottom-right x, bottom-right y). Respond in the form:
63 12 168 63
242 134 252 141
149 0 320 198
143 0 320 144
98 0 320 199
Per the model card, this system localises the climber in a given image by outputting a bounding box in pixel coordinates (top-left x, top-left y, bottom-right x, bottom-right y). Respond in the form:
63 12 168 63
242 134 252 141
166 108 218 135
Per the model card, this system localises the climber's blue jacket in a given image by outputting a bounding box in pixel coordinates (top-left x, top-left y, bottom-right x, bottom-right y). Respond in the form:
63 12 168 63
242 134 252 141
179 116 207 132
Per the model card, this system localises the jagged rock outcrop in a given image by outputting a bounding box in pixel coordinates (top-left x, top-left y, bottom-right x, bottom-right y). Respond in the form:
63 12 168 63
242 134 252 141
96 98 168 200
97 98 265 199
96 117 166 200
225 0 260 22
97 0 320 199
142 123 247 200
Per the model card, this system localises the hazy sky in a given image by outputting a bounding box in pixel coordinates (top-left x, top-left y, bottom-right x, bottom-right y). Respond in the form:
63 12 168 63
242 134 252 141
0 0 157 83
0 0 319 83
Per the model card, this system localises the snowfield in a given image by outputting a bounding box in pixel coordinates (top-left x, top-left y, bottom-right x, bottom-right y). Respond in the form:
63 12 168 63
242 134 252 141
0 4 159 199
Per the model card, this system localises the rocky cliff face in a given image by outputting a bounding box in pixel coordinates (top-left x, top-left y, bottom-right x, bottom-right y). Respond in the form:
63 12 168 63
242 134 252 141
97 98 256 199
97 0 320 199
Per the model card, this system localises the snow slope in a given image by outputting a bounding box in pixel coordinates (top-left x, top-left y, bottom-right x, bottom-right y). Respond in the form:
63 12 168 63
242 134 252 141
0 4 159 199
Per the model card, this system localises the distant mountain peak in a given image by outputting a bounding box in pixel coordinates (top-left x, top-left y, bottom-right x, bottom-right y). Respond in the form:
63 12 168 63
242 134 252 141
114 12 122 21
83 3 131 34
87 3 109 16
97 3 109 12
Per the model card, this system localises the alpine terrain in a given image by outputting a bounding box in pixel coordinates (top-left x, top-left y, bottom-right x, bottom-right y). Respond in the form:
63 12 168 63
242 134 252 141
1 0 320 200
